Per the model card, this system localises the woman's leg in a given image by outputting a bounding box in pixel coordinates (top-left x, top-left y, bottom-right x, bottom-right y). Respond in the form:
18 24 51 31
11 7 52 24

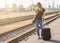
35 21 40 38
39 19 45 29
39 19 45 37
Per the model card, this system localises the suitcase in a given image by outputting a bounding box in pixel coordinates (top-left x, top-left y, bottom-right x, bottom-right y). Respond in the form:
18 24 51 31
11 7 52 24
42 28 51 40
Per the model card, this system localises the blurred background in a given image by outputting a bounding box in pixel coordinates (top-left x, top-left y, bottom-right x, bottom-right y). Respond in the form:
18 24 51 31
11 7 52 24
0 0 60 19
0 0 60 13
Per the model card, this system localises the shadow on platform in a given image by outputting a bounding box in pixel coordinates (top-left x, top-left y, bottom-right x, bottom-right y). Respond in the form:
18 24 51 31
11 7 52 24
48 39 60 43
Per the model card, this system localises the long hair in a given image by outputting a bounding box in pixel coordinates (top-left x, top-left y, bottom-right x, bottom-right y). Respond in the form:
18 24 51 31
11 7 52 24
36 2 42 8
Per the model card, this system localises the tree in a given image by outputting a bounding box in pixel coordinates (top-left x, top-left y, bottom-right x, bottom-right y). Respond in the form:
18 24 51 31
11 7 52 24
27 4 35 11
10 3 17 12
18 5 25 12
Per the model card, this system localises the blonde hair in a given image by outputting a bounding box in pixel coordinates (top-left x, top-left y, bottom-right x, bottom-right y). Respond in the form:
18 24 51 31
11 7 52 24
35 2 43 11
36 2 42 8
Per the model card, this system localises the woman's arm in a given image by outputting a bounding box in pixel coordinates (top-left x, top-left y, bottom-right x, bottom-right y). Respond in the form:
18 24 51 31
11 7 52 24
32 7 38 23
42 8 45 19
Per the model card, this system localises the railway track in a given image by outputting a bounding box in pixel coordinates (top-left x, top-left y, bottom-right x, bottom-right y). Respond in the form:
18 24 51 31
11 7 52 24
8 14 60 43
0 11 59 26
0 13 59 35
0 12 60 43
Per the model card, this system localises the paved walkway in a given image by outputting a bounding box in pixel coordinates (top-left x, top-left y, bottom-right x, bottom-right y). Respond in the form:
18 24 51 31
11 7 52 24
20 18 60 43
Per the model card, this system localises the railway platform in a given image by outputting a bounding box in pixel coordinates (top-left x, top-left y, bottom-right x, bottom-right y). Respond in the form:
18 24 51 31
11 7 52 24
20 18 60 43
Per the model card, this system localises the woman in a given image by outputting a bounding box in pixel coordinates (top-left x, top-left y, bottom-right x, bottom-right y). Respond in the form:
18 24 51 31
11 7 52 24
33 2 45 39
